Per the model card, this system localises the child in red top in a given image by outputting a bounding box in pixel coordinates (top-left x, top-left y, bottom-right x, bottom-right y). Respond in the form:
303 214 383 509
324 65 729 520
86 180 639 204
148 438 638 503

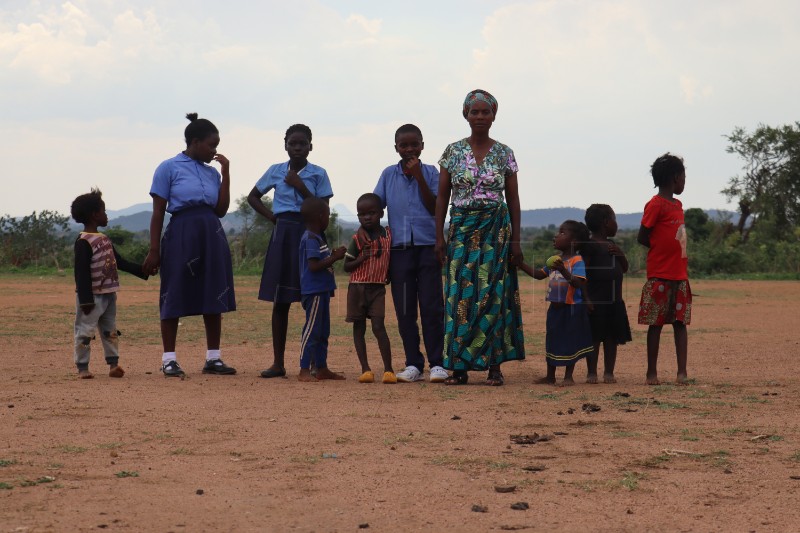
637 153 690 385
344 194 395 384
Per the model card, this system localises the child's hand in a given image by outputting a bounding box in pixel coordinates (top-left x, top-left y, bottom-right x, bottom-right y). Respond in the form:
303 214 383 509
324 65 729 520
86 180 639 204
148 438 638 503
331 246 347 261
284 169 304 190
403 156 424 179
81 304 95 315
213 153 230 172
551 258 566 273
143 251 160 276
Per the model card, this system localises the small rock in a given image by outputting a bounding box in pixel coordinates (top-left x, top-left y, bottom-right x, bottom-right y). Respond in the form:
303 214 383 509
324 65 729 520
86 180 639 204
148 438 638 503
358 524 369 529
627 509 634 515
145 372 152 375
582 403 601 413
790 476 800 480
724 469 733 474
557 411 564 416
390 446 396 450
612 392 630 398
567 408 575 414
471 504 488 513
494 485 516 493
196 489 204 495
451 415 461 420
510 502 529 511
98 525 108 529
553 431 568 436
7 404 14 408
110 451 118 458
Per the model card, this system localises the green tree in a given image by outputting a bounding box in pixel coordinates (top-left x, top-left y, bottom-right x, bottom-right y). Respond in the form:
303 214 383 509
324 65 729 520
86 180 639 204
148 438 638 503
684 208 710 241
0 211 70 268
723 122 800 242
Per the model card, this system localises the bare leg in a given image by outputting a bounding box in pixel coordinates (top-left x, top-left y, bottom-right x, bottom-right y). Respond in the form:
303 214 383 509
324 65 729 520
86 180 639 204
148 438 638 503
353 320 370 373
535 363 557 385
673 321 688 383
646 325 662 385
267 302 290 373
561 364 575 387
371 317 393 373
161 318 179 352
586 342 600 384
603 339 617 383
203 314 221 350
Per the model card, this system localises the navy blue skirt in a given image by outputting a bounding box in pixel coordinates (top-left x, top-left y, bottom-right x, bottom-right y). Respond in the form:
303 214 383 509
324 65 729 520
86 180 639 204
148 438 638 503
258 212 303 303
545 304 593 366
159 206 236 319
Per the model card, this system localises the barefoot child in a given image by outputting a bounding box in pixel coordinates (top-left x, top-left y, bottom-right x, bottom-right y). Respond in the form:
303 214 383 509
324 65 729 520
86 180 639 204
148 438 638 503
344 193 396 384
518 221 593 386
582 204 632 384
298 197 347 382
248 124 334 379
71 189 148 379
637 153 690 385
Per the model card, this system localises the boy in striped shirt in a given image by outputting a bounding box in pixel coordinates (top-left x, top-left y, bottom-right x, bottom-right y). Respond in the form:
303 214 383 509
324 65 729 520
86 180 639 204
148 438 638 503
344 193 395 384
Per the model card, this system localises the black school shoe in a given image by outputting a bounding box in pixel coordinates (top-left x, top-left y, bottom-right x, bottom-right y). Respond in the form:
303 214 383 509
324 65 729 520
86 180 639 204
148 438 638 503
202 359 237 375
162 360 186 377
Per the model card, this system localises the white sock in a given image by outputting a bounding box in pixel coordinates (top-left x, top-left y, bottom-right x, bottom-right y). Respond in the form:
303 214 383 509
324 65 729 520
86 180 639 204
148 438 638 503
162 352 177 364
206 349 221 361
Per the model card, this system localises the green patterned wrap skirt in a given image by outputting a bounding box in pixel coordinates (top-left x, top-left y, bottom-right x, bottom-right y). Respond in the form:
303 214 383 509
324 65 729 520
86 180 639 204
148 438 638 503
443 202 525 371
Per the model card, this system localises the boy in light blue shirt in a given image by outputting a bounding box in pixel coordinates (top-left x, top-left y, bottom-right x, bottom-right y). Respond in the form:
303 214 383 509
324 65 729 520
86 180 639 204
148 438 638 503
373 124 448 383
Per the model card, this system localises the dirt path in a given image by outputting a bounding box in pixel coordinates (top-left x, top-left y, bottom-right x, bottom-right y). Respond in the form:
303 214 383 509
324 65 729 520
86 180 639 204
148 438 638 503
1 276 799 532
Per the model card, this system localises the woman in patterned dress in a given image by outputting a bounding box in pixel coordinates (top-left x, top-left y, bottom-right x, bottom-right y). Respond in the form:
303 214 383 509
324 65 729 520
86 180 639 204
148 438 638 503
434 89 525 386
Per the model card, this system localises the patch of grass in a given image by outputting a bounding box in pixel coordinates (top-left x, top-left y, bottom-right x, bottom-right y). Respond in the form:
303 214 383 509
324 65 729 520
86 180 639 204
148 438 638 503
681 428 704 442
57 445 87 454
654 400 687 410
611 431 640 438
768 435 784 442
688 389 708 398
115 471 139 478
0 482 13 490
334 436 351 445
169 448 193 456
789 451 800 462
536 391 571 401
97 442 123 449
20 476 55 487
46 463 63 470
722 427 748 436
437 389 462 401
0 459 17 467
742 395 769 404
619 471 646 491
638 453 671 468
197 426 218 433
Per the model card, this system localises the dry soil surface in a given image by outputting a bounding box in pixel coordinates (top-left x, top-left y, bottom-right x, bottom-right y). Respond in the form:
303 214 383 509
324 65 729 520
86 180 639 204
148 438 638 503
1 275 800 532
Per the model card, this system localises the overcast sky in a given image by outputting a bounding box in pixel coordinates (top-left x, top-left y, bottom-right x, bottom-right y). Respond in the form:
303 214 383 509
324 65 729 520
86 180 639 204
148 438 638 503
2 0 799 219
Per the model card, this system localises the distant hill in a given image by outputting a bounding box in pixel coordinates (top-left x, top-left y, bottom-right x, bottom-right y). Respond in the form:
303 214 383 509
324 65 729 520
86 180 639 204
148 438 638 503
99 205 736 233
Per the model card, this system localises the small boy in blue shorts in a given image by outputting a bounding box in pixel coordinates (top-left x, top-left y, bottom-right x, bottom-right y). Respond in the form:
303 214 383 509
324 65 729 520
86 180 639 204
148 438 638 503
71 189 147 379
297 197 347 382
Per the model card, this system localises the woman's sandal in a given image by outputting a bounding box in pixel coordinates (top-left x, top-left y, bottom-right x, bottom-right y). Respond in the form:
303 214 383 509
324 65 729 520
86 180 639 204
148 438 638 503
486 369 504 386
444 371 468 385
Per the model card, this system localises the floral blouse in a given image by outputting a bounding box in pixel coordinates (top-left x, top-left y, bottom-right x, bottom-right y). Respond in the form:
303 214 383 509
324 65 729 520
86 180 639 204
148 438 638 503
439 139 518 207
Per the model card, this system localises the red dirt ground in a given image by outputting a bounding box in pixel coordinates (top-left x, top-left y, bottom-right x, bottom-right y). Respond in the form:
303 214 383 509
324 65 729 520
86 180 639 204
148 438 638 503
1 275 799 532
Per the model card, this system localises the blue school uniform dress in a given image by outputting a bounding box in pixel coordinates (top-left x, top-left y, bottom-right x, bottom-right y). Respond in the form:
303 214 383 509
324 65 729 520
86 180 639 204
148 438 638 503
373 161 444 371
150 152 236 319
254 162 333 304
298 230 337 369
543 255 593 366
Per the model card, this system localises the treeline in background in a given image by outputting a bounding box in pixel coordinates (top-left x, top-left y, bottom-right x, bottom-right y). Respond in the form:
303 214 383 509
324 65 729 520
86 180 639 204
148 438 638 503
2 123 799 279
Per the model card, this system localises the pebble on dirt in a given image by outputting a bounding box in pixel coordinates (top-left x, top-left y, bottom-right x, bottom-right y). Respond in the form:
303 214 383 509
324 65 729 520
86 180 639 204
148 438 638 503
196 489 204 495
494 485 516 493
510 502 529 511
471 504 488 513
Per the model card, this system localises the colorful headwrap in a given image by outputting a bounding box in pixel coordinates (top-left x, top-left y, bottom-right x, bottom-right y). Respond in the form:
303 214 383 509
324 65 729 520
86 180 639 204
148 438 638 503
462 89 498 119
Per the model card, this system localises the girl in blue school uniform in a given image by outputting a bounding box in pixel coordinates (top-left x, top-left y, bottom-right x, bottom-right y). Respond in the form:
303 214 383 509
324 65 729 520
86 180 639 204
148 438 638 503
247 124 334 378
143 113 237 377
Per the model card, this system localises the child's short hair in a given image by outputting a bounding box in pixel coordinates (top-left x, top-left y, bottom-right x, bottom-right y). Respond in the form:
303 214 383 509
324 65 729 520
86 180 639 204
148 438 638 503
562 219 590 252
395 124 423 142
285 124 312 143
71 188 104 225
650 153 685 187
184 113 218 146
300 196 328 223
357 193 382 208
584 204 615 233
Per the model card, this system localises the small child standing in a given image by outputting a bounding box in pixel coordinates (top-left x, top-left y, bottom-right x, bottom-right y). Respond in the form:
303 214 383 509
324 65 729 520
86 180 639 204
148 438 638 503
71 189 147 379
582 204 632 384
637 153 690 385
298 197 347 382
519 220 593 386
344 193 395 384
